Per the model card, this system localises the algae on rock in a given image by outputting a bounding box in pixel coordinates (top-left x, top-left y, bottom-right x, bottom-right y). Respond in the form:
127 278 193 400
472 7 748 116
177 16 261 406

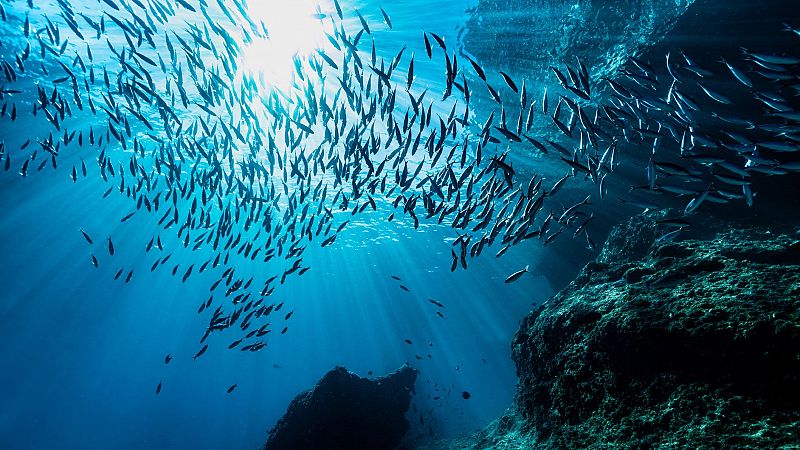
431 214 800 449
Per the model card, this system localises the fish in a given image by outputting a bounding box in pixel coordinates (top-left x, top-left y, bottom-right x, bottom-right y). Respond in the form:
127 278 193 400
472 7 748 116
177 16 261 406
423 32 432 58
407 54 415 89
380 7 392 29
466 55 485 81
721 58 753 87
355 10 370 34
655 227 684 245
585 232 596 252
698 83 732 104
193 345 208 361
499 71 518 92
156 381 162 394
505 266 529 283
656 218 691 228
0 0 793 360
333 0 343 19
80 229 93 244
428 298 445 308
226 384 237 393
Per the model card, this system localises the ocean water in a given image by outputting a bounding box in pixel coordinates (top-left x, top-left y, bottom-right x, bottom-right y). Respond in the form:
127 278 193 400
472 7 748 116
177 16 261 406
1 0 799 449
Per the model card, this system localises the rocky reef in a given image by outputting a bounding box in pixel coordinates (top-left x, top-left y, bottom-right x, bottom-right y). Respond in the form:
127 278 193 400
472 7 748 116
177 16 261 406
462 0 694 85
443 213 800 448
263 365 418 450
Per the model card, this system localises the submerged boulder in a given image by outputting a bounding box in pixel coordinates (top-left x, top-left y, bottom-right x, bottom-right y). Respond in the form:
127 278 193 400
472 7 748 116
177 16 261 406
462 0 694 88
439 215 800 449
263 365 418 450
509 218 800 448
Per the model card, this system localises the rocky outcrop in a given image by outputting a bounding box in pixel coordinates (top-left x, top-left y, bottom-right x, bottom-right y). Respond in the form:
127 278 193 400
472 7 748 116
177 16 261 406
263 365 418 450
462 0 694 89
509 215 800 448
439 214 800 449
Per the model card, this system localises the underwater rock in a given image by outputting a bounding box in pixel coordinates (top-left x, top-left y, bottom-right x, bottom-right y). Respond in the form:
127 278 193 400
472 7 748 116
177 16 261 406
263 365 418 450
462 0 694 85
508 215 800 448
428 214 800 448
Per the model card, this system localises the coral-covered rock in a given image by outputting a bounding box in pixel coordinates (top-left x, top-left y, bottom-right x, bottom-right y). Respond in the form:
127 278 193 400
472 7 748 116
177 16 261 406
426 215 800 449
264 365 418 450
507 217 800 448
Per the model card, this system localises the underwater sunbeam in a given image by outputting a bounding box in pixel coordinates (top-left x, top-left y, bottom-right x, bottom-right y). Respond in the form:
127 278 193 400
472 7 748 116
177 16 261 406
2 0 800 448
241 0 329 90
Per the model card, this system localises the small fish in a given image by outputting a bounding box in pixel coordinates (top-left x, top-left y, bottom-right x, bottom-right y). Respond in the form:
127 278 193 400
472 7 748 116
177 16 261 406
428 298 445 308
332 0 343 19
698 83 732 104
505 266 529 283
721 58 752 88
466 55 485 81
462 391 471 400
655 227 684 245
164 354 172 364
80 229 93 244
227 384 237 394
380 7 392 29
499 71 518 92
355 10 370 34
156 381 162 394
685 190 709 215
423 32 432 58
193 344 208 361
585 231 596 252
656 218 691 228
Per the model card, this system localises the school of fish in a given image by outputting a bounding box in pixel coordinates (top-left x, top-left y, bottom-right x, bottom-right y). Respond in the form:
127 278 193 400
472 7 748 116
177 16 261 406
0 0 799 362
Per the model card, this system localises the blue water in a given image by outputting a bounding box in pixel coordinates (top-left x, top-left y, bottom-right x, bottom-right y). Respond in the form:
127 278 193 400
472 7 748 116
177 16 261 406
2 0 798 449
0 163 549 449
0 3 550 448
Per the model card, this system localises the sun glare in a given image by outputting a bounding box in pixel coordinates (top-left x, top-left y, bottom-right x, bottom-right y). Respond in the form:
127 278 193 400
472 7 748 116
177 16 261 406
241 0 330 91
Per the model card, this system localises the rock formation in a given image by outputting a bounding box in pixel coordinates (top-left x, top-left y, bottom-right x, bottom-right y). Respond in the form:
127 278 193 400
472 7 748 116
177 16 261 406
264 365 418 450
443 214 800 448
